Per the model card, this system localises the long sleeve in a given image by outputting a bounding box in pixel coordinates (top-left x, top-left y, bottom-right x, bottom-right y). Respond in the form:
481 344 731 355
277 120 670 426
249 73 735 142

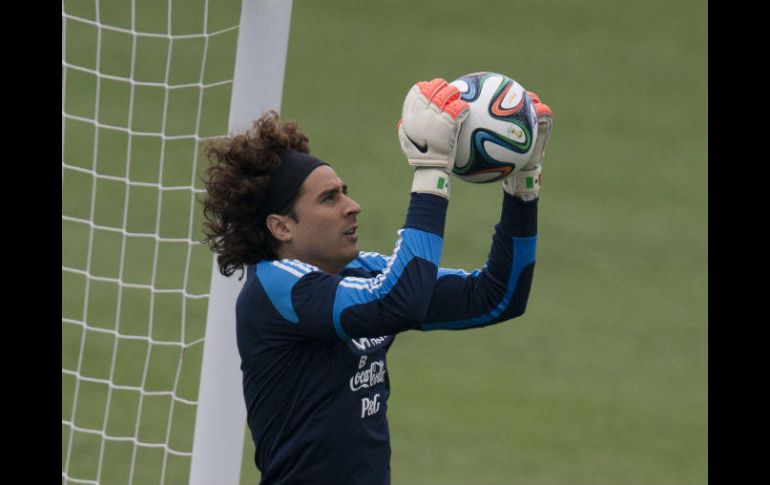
419 192 537 331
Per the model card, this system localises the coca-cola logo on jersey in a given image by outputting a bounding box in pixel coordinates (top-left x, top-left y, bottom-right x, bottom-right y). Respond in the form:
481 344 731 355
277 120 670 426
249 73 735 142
350 360 387 391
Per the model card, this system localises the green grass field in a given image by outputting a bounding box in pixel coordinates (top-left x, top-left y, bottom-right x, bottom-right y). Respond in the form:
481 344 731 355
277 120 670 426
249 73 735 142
63 0 707 483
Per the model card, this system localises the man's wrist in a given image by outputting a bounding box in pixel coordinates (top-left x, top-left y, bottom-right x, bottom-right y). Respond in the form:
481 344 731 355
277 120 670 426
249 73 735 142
404 192 449 236
411 167 451 199
500 189 538 237
503 166 541 201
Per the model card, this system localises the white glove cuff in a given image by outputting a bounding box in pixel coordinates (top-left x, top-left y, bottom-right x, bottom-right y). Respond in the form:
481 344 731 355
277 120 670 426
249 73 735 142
503 167 541 201
411 168 451 199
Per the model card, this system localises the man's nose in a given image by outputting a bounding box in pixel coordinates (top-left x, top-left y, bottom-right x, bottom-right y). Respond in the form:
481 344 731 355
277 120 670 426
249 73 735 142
344 195 362 216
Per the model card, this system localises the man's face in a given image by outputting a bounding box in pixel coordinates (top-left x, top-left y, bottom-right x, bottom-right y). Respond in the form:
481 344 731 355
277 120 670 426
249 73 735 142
278 165 362 274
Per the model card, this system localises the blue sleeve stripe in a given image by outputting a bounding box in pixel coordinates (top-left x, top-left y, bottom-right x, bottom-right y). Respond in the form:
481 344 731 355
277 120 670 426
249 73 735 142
332 228 443 339
332 311 351 340
420 236 537 330
255 261 317 324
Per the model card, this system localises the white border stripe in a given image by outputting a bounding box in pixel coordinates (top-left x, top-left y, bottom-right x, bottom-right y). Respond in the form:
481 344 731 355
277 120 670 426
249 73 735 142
343 277 369 283
339 232 404 293
272 261 306 278
280 259 317 273
339 281 372 291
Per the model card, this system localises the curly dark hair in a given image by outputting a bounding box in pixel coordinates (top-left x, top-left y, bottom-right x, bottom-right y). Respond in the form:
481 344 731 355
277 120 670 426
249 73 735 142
201 110 310 277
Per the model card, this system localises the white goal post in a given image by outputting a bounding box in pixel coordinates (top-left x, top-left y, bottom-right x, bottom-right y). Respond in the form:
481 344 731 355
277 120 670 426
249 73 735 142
189 1 293 483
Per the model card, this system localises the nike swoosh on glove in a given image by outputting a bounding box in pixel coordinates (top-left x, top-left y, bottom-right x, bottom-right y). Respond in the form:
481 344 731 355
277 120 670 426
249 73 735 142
397 78 470 170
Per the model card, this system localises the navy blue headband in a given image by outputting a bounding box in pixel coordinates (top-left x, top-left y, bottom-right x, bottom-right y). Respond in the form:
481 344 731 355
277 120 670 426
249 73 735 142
261 149 329 217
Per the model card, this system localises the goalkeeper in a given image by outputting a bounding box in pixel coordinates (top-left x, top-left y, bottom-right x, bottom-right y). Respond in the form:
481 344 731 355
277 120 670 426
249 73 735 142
202 78 552 485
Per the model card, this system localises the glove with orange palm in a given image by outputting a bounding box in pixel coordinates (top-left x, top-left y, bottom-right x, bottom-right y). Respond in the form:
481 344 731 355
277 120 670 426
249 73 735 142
398 78 470 198
503 91 553 200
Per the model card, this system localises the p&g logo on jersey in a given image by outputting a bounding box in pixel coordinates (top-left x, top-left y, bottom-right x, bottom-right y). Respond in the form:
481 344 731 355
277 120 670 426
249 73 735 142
361 393 381 418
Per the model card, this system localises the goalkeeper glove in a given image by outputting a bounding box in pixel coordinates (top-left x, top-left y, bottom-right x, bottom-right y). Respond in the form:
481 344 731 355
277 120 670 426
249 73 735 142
398 78 469 198
503 91 553 200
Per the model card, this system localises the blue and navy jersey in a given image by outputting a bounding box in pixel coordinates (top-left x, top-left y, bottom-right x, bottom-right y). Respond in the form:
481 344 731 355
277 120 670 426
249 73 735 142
236 192 537 485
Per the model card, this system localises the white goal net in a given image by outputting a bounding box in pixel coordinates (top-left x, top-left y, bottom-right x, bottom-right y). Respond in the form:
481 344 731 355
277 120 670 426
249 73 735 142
62 0 245 483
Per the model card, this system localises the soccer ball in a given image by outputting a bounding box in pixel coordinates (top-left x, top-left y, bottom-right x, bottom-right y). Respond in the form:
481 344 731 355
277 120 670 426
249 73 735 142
450 72 538 183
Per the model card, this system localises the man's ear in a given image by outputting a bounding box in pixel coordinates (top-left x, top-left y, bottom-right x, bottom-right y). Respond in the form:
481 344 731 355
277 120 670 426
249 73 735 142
266 214 293 243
